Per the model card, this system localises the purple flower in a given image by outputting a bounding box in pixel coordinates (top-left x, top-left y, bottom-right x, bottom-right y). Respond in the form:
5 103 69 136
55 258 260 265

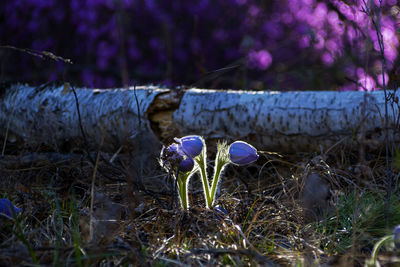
167 143 185 160
0 198 22 219
394 225 400 249
174 135 203 158
179 156 194 173
160 143 184 167
248 50 273 70
160 142 195 173
229 141 259 165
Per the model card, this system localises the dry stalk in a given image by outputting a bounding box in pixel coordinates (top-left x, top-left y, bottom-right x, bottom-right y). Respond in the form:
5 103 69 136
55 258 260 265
89 133 104 241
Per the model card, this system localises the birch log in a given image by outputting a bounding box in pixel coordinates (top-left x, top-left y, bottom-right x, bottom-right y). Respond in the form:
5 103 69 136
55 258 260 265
0 84 399 152
174 89 400 151
0 83 170 152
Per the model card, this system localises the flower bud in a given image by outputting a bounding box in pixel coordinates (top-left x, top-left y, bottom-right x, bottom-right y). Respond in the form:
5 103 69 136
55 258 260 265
228 141 259 165
179 156 195 173
0 198 22 219
174 135 203 158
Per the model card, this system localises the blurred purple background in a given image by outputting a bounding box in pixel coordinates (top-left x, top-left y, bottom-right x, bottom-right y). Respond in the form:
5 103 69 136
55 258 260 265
1 0 399 90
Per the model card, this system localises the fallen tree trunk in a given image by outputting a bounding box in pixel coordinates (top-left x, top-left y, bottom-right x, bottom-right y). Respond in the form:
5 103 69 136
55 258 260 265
0 83 170 152
174 89 400 152
0 83 399 153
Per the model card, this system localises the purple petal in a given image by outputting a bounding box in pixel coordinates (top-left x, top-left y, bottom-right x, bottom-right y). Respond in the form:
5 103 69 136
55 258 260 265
179 157 194 172
229 141 259 165
167 143 186 158
174 135 203 158
0 198 22 219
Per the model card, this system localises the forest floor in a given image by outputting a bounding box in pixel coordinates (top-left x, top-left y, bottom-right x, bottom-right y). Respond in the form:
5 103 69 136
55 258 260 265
0 145 400 266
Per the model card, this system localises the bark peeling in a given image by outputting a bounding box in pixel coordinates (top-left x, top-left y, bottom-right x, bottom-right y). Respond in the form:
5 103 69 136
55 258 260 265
146 90 182 142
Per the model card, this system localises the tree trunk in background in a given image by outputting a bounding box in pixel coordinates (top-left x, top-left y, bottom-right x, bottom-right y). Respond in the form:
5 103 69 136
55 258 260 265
0 84 398 153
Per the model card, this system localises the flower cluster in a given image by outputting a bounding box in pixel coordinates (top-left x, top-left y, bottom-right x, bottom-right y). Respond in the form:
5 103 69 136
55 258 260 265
1 0 398 90
160 136 204 210
160 135 258 210
160 135 203 173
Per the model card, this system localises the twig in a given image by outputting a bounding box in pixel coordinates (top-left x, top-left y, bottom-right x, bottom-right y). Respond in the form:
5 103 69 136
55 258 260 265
0 45 72 64
190 58 245 88
1 111 12 156
70 84 89 148
89 133 104 241
133 84 142 128
2 90 17 156
362 0 393 228
187 248 273 263
109 146 123 163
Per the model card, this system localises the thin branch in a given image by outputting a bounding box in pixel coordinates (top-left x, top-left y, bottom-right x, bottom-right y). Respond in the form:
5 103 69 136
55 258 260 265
362 0 393 228
89 133 104 241
133 84 142 128
70 84 89 148
0 45 72 64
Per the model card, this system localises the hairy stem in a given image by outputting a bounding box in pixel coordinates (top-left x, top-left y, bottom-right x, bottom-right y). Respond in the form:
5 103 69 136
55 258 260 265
177 172 189 210
195 148 212 208
210 161 228 207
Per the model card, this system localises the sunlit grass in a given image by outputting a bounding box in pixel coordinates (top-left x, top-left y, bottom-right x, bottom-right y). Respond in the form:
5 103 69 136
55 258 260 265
316 191 400 254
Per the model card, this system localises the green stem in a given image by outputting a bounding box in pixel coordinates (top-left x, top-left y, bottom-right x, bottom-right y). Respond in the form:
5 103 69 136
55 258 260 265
177 172 189 210
366 235 393 267
195 151 212 208
210 161 228 207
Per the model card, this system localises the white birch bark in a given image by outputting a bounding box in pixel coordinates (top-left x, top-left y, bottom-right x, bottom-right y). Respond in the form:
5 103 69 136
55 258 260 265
1 84 398 152
174 89 399 152
0 83 168 151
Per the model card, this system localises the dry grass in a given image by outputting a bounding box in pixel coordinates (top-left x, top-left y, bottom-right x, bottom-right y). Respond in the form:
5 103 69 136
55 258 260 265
0 146 399 266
